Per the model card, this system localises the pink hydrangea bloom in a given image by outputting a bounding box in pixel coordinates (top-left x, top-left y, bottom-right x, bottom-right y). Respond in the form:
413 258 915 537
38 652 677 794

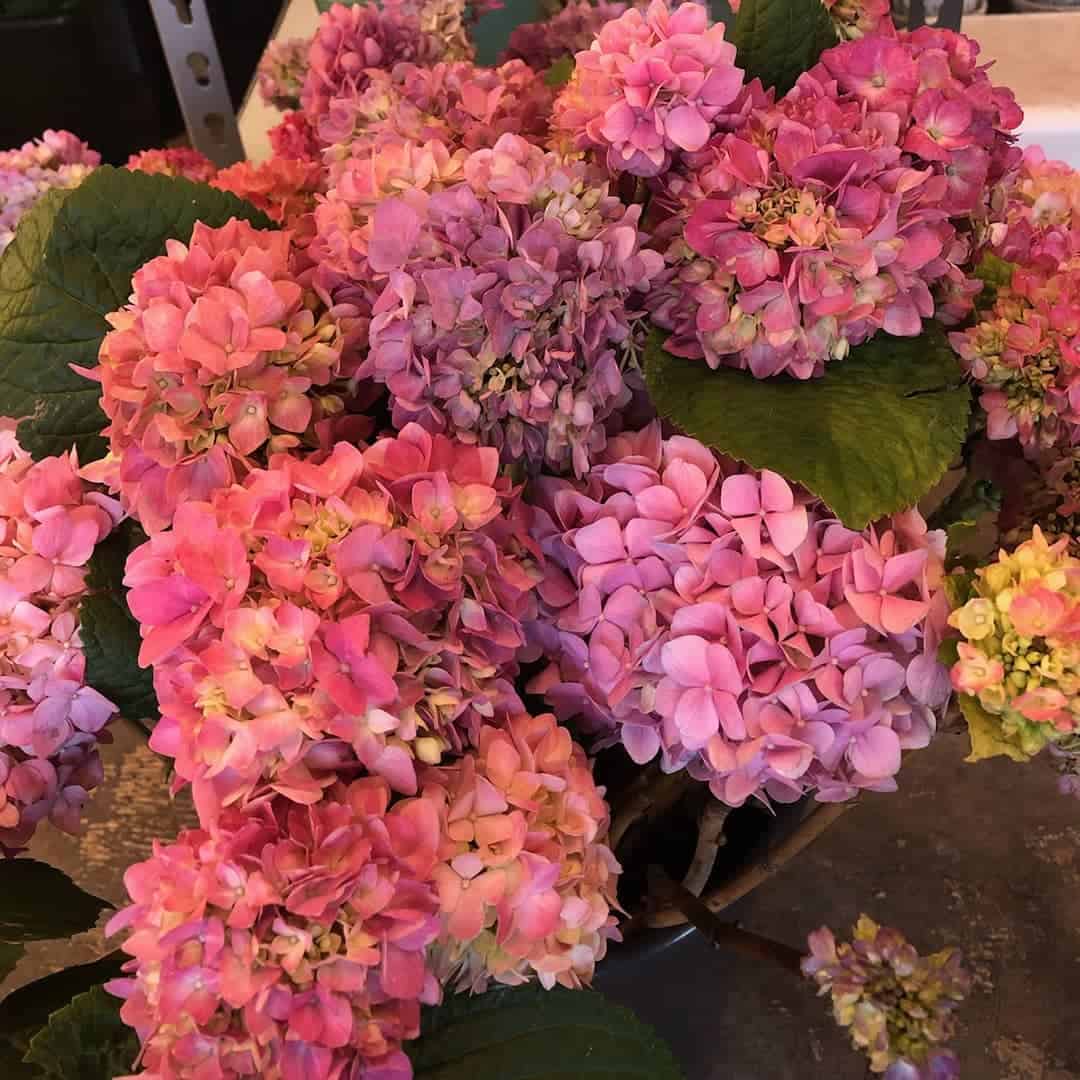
314 139 664 474
527 423 949 807
0 430 120 852
126 148 218 184
258 37 311 111
421 711 620 991
108 777 442 1080
82 218 362 533
300 1 443 128
551 0 745 177
501 1 629 72
269 111 323 163
124 426 542 811
950 261 1080 450
0 128 99 172
210 157 324 225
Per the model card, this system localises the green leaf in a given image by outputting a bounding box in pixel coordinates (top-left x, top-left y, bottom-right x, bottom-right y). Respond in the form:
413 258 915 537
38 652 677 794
0 953 127 1038
81 520 156 725
644 326 971 530
943 570 974 611
974 251 1014 307
0 166 274 462
544 55 575 88
959 694 1032 764
0 942 24 984
409 984 684 1080
0 861 110 944
24 987 137 1080
731 0 838 97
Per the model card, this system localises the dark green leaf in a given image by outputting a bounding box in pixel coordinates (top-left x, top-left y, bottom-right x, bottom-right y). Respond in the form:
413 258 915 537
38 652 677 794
0 953 127 1037
544 55 575 88
81 519 156 725
0 942 24 984
24 986 137 1080
644 326 971 530
974 251 1014 307
409 984 684 1080
0 860 110 943
731 0 837 97
0 166 274 462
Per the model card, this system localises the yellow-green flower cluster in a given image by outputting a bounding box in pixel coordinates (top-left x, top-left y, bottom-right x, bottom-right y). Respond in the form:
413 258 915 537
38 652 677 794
949 527 1080 757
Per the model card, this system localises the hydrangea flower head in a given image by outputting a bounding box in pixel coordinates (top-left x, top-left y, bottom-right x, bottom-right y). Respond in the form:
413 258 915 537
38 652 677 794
421 711 620 991
211 157 324 225
258 37 311 111
270 111 323 163
502 1 629 72
949 527 1080 756
0 431 120 851
108 777 442 1080
528 423 950 806
84 218 361 533
126 148 218 183
0 128 99 172
551 0 745 177
124 425 542 810
803 916 970 1078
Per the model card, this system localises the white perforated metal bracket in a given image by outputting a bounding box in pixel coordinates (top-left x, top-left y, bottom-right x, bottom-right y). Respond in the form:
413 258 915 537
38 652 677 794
146 0 245 167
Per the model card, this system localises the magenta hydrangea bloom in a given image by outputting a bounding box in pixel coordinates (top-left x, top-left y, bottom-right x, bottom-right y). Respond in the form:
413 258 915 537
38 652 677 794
270 111 323 163
126 147 218 183
0 430 121 852
124 426 542 813
527 423 950 807
421 711 620 991
300 1 443 129
82 218 362 534
551 0 745 178
315 138 664 474
501 1 629 72
108 776 442 1080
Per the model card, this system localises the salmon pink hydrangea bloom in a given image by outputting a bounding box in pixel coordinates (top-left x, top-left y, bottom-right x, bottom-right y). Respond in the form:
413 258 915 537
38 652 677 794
528 423 949 806
949 527 1080 757
125 426 542 811
551 0 744 178
126 147 218 183
107 777 442 1080
258 37 311 111
0 430 120 851
83 218 362 533
210 158 325 225
421 712 620 991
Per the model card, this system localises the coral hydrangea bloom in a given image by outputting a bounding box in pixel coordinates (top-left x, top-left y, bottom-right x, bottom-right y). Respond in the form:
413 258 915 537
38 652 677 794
528 423 949 806
552 0 745 177
126 147 218 183
949 527 1080 757
0 430 120 851
83 218 362 533
108 777 442 1080
421 711 620 991
124 426 542 810
211 157 324 225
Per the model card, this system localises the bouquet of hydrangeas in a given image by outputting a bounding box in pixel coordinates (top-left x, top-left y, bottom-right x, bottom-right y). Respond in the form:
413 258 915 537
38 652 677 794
0 0 1075 1076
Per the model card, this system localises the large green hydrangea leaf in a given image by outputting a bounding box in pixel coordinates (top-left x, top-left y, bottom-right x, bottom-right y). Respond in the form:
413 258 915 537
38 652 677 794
644 327 971 530
0 166 273 462
409 984 683 1080
0 861 111 944
958 695 1032 765
23 987 137 1080
731 0 838 97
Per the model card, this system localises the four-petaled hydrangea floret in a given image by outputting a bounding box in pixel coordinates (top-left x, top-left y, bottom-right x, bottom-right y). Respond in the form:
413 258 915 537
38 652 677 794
802 916 970 1078
949 526 1080 756
421 711 620 992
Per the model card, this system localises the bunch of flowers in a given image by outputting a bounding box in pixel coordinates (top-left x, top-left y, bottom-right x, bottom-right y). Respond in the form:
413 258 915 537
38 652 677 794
527 423 950 806
258 37 311 111
422 711 620 992
949 526 1080 758
991 146 1080 271
211 158 325 225
395 0 499 63
126 147 219 184
950 260 1080 449
0 128 99 252
300 0 445 130
802 916 970 1078
270 110 323 163
643 27 1022 377
551 0 745 177
0 428 120 851
107 777 444 1080
502 0 629 72
123 426 542 810
85 218 362 533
